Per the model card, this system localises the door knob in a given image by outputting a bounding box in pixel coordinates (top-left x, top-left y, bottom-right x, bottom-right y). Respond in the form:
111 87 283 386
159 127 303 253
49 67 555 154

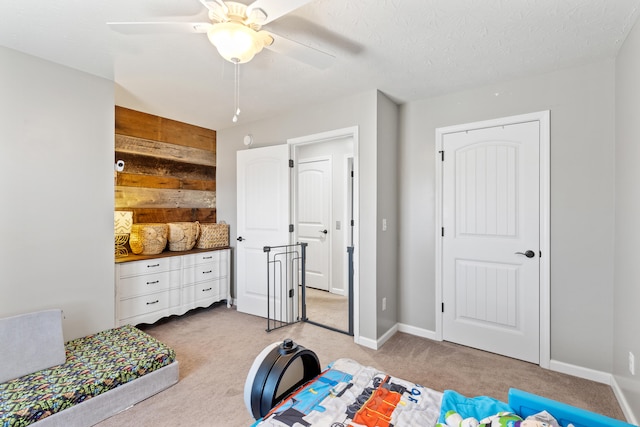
237 236 244 242
515 250 535 258
319 229 328 234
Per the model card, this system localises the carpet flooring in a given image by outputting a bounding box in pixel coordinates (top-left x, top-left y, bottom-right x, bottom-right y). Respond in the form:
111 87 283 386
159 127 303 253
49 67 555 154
95 304 626 426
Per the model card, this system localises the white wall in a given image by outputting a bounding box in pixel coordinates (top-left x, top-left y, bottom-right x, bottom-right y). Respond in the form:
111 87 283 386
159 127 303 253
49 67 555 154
398 60 616 372
614 15 640 421
376 91 399 336
216 90 386 342
0 47 115 341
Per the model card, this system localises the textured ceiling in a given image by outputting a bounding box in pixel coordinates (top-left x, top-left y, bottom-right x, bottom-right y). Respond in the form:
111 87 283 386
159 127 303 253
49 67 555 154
1 0 639 130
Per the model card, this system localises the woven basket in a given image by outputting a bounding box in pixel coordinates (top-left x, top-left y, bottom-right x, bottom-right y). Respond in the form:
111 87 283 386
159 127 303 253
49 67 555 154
129 223 168 255
196 223 229 249
167 221 201 251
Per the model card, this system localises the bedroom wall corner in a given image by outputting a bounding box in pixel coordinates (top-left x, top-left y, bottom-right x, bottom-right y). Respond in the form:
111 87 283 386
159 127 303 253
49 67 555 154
376 91 400 338
398 60 616 373
0 46 115 340
613 11 640 424
216 90 380 343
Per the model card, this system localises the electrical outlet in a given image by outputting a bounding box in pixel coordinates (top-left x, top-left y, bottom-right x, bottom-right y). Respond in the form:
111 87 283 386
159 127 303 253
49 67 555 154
629 352 636 376
382 297 387 311
382 218 387 231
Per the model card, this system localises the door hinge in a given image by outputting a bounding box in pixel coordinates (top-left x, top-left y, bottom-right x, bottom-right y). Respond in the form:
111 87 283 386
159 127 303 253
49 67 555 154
539 251 542 258
439 150 444 161
351 170 354 177
289 289 294 298
441 227 444 237
289 224 294 232
289 159 294 168
351 220 355 226
441 302 444 313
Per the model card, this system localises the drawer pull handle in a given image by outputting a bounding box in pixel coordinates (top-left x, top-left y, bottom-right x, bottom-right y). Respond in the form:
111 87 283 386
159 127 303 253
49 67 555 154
146 280 160 285
202 288 212 292
203 256 213 260
146 300 159 305
203 270 212 274
147 264 160 268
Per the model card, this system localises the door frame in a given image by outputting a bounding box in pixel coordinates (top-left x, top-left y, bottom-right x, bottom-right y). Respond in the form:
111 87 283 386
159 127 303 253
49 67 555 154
434 111 550 368
288 126 359 340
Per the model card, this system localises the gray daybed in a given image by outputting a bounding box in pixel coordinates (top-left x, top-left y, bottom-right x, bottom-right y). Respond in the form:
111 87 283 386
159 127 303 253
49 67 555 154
0 309 179 427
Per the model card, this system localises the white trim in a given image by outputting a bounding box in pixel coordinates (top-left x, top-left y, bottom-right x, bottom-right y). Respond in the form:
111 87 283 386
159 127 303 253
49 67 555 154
288 126 360 341
611 376 639 425
397 323 438 341
357 335 378 350
548 359 612 384
435 111 551 368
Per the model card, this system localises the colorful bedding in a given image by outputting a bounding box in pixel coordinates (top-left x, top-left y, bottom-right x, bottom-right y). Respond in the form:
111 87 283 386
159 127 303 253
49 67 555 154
0 325 176 427
252 358 635 427
252 358 443 427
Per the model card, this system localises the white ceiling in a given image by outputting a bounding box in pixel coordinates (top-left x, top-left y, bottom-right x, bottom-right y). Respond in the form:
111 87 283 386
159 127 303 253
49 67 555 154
1 0 639 130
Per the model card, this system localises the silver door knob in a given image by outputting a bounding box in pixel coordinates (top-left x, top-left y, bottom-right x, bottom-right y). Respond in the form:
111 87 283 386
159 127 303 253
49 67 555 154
515 250 535 258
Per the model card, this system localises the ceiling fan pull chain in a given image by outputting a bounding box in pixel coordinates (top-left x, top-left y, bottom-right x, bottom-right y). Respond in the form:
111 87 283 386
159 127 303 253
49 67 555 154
232 59 240 123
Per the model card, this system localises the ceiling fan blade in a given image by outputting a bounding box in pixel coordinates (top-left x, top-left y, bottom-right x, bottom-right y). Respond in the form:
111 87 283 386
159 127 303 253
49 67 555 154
199 0 227 16
107 22 213 35
263 31 334 69
247 0 313 25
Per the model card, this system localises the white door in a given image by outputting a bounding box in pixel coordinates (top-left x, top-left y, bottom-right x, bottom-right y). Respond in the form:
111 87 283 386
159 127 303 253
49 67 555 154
442 121 540 363
236 145 290 318
297 158 331 291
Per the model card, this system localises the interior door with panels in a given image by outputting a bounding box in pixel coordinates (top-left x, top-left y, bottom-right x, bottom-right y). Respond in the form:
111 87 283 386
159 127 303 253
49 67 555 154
441 120 541 364
236 144 291 319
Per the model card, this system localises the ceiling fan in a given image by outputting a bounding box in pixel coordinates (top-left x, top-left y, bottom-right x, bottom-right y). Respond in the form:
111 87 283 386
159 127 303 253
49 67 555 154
108 0 335 69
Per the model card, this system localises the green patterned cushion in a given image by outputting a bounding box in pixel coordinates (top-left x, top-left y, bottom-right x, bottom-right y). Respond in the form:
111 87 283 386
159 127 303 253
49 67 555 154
0 325 175 427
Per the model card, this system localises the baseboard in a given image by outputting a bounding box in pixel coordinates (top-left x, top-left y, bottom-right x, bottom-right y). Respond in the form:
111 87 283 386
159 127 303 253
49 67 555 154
548 359 611 384
377 324 398 348
356 335 378 350
397 322 438 341
611 375 639 425
356 323 399 350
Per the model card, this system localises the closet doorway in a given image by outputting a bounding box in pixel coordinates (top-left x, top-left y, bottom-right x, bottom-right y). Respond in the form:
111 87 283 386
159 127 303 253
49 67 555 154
289 128 357 335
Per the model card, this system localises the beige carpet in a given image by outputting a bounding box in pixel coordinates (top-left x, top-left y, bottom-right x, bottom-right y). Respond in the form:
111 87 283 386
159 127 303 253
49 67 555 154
95 304 626 426
302 287 349 332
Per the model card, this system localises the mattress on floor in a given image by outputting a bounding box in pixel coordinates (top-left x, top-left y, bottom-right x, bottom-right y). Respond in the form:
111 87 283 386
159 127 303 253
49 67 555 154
0 325 176 427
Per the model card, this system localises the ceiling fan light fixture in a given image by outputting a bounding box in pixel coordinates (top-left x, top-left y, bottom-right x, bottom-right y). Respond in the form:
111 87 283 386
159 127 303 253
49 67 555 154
207 21 266 63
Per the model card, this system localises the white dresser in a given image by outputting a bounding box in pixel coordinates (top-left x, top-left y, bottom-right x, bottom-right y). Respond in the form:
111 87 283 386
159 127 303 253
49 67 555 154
115 248 230 326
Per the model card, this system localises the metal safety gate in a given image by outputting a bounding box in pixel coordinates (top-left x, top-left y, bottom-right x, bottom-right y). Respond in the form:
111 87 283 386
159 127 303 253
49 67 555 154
264 243 307 332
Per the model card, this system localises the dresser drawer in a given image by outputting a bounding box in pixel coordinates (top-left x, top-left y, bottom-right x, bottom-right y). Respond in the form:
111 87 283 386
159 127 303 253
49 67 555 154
183 251 219 267
183 262 221 284
196 280 221 302
118 289 180 320
117 270 180 299
118 257 182 278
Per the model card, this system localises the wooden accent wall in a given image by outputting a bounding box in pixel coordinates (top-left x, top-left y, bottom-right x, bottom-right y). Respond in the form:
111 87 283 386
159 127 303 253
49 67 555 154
114 106 217 223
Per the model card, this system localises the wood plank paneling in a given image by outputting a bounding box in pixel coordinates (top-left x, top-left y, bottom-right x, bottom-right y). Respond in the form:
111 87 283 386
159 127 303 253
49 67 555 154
116 208 216 224
115 134 216 167
114 106 217 225
113 152 215 182
115 106 216 152
115 187 216 208
116 173 215 192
